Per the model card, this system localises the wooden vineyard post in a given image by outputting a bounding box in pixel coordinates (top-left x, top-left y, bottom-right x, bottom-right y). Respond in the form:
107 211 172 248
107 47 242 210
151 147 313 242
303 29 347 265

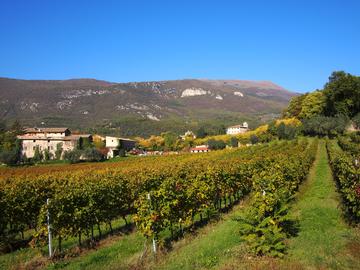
47 198 53 258
147 193 157 254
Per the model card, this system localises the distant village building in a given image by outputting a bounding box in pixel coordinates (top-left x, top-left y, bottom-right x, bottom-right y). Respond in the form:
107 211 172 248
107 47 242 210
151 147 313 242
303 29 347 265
226 122 249 135
105 136 136 158
144 150 163 156
180 130 196 140
190 145 210 153
17 127 92 159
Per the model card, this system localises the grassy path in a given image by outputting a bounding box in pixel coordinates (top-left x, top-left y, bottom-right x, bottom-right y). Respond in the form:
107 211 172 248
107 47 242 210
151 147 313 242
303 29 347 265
46 232 145 270
0 217 143 270
148 201 249 270
286 140 360 269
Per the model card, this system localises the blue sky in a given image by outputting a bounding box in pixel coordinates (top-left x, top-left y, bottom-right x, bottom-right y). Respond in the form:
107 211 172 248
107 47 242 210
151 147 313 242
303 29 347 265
0 0 359 92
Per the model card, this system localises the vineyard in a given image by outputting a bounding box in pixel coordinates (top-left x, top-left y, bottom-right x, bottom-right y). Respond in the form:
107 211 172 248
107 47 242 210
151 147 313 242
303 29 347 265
1 137 360 269
328 136 360 223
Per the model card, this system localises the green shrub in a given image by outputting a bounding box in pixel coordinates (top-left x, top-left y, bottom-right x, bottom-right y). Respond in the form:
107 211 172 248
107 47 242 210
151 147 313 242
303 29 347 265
302 115 348 137
207 139 226 150
83 148 104 162
63 150 82 163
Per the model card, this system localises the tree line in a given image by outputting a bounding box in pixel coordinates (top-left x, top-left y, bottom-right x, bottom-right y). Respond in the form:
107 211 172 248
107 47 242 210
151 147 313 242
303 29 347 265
283 71 360 137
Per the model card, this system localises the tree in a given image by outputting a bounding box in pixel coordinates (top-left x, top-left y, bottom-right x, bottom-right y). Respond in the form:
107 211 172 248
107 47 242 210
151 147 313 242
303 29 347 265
0 140 21 165
118 148 126 157
282 94 308 118
93 139 105 149
0 150 19 165
77 137 93 150
10 120 24 135
82 137 93 149
63 150 82 163
250 135 259 145
229 137 239 147
32 146 43 163
137 135 164 151
43 148 53 161
163 132 178 151
302 115 348 137
214 125 226 135
277 123 297 140
268 121 278 136
258 132 276 143
0 123 21 165
83 148 103 161
298 91 326 119
55 143 63 160
148 135 164 151
0 131 13 151
323 71 360 117
195 127 207 139
207 139 226 150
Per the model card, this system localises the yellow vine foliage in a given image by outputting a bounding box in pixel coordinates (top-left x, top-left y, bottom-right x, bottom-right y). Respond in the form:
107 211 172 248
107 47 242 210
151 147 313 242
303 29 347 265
275 117 302 127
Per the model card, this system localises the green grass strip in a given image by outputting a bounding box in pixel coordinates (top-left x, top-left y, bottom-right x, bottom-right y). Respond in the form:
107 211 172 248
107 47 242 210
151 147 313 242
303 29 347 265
151 203 248 270
46 232 144 270
287 140 358 269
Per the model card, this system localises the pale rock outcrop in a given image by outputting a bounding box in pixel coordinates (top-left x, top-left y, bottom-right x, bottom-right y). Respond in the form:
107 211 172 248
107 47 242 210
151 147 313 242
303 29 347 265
181 88 210 97
234 91 244 97
146 113 160 121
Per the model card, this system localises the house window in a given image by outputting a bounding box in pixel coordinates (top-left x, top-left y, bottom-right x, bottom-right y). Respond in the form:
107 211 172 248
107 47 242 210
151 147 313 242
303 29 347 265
33 146 36 150
48 146 50 150
33 140 36 142
48 140 50 143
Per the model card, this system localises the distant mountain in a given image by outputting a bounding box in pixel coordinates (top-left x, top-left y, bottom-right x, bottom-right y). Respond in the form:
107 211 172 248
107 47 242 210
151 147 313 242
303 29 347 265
0 77 297 137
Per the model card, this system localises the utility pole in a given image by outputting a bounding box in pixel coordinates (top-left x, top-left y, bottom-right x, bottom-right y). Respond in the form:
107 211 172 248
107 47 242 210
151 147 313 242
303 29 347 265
47 198 53 258
147 193 157 254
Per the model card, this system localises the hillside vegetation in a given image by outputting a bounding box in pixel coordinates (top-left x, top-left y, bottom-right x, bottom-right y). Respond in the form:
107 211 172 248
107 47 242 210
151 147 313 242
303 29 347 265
0 78 295 137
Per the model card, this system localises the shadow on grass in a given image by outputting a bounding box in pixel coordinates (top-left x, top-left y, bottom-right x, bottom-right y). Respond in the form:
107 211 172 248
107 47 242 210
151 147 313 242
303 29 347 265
281 219 300 238
162 197 243 251
52 222 136 260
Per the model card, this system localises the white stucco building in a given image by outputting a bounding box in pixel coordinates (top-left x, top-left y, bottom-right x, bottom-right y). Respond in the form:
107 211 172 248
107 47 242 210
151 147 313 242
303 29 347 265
17 127 92 159
180 130 196 140
105 136 136 158
226 122 249 135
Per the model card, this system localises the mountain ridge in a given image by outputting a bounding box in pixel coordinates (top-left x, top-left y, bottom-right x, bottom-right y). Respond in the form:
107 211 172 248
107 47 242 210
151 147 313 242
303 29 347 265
0 77 298 136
